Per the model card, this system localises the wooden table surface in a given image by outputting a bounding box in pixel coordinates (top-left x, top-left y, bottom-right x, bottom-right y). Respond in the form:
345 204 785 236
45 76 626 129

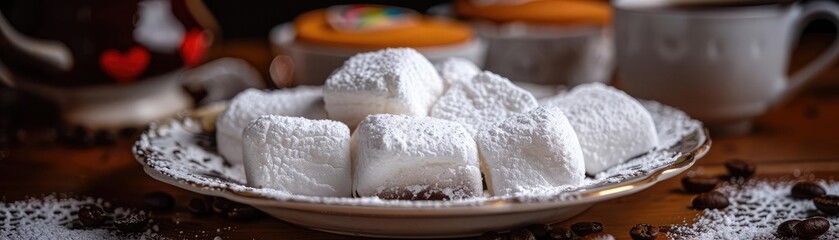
2 35 839 239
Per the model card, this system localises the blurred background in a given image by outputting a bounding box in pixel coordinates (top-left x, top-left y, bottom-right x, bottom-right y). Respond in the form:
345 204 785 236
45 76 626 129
0 0 837 152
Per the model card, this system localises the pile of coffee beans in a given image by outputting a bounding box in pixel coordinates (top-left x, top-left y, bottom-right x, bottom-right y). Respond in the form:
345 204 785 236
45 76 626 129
479 222 613 240
682 159 758 210
789 181 837 215
788 181 838 215
773 181 836 238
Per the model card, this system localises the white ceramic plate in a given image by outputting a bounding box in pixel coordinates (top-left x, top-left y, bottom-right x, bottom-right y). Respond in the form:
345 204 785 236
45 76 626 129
133 101 710 238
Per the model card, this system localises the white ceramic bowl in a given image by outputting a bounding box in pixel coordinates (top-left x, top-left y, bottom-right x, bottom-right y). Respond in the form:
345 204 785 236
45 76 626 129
133 101 709 238
269 23 487 86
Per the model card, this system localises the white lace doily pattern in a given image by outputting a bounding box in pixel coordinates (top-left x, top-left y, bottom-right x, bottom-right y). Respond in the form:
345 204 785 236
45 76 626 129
671 180 839 240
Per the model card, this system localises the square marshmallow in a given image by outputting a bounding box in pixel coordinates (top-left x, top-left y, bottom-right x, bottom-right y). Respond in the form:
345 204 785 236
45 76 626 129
541 83 659 175
476 106 585 196
324 48 445 128
242 116 351 197
431 71 538 136
434 57 480 88
216 86 327 164
352 114 482 200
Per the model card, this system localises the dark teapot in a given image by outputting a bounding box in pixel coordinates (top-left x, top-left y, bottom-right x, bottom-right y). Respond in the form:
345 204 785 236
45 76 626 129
0 0 229 129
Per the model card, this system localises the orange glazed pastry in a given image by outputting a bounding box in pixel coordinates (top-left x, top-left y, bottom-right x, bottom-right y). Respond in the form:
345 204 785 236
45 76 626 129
454 0 611 26
294 9 474 50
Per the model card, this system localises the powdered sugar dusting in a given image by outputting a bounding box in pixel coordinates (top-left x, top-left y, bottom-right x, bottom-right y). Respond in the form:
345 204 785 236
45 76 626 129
216 86 327 164
431 71 539 136
542 83 660 175
671 180 839 240
476 106 585 196
133 100 704 207
352 114 482 200
434 57 481 88
324 48 445 127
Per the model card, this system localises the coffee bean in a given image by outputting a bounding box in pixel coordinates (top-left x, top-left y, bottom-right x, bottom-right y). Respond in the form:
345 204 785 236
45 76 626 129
570 222 603 236
478 231 505 240
114 214 149 233
776 219 800 237
791 182 826 199
226 205 262 221
143 191 174 210
724 159 755 178
581 232 615 240
813 195 839 215
681 176 719 193
547 226 574 240
507 228 536 240
629 224 658 240
77 204 108 228
526 224 551 237
188 197 212 215
793 217 830 239
692 191 729 209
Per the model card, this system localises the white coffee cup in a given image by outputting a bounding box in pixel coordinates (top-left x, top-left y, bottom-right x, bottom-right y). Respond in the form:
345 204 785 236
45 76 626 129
614 0 839 133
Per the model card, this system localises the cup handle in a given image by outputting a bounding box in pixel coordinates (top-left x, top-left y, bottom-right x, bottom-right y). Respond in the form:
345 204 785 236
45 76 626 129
775 1 839 105
269 55 295 88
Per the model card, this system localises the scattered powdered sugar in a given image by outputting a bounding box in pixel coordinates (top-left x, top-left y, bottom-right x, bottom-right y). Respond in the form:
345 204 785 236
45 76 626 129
671 180 839 240
133 99 704 207
0 195 162 240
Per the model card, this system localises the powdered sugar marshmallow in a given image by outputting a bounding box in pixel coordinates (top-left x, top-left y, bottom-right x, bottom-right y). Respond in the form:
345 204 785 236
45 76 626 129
542 83 659 175
352 114 482 200
324 48 445 128
476 106 585 196
434 57 480 88
216 86 327 164
242 116 351 197
431 71 538 136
